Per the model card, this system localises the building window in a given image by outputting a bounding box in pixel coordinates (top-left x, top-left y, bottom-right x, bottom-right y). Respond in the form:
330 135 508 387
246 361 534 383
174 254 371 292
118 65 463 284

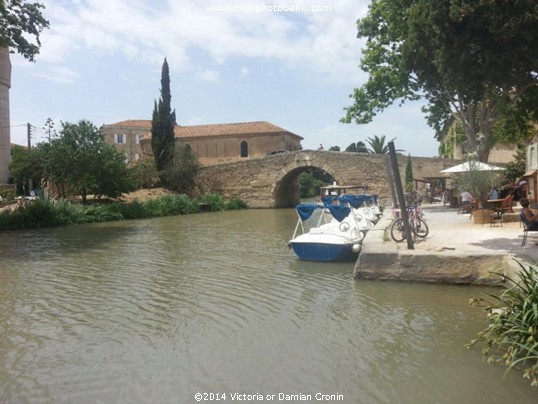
114 134 125 144
135 134 142 144
240 141 248 158
134 153 140 161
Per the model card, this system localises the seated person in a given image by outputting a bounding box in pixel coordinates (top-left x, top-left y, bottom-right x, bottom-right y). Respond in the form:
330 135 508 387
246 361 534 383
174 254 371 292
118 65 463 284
520 198 538 230
488 186 499 200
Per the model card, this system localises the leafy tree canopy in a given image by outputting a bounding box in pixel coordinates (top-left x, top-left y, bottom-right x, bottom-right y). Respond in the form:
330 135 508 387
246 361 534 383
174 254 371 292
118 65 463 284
38 120 134 203
9 144 43 186
0 0 49 61
343 0 538 162
345 141 368 153
162 143 200 194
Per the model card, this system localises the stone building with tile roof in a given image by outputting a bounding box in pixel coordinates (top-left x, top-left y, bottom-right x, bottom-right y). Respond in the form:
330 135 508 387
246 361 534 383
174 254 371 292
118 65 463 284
101 120 303 165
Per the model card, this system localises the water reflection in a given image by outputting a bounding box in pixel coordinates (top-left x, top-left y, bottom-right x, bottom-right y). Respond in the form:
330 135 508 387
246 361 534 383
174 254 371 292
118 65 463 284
0 210 536 403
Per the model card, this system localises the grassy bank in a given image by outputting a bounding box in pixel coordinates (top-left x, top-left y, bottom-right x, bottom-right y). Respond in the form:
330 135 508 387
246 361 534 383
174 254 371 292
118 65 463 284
0 193 247 231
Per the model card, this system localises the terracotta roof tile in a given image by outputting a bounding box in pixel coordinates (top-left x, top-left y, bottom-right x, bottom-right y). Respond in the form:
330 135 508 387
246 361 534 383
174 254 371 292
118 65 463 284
174 121 302 139
104 120 152 128
107 120 303 140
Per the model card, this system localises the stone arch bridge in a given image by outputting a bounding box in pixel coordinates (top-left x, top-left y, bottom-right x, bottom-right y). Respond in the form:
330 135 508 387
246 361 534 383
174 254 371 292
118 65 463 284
196 150 460 208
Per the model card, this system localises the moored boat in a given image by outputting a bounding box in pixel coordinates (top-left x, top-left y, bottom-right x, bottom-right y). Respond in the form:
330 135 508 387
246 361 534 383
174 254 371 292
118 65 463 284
288 189 380 262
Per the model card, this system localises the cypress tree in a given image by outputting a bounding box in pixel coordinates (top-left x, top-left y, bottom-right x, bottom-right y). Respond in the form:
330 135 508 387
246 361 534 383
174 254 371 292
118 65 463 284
405 154 414 193
151 58 176 181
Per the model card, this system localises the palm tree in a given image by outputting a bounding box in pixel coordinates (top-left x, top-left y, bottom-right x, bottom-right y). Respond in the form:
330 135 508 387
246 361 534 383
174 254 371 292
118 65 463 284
366 135 403 154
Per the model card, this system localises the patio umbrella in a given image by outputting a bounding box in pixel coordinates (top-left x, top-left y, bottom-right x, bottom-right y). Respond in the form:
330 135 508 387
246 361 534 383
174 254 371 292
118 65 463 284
440 161 506 173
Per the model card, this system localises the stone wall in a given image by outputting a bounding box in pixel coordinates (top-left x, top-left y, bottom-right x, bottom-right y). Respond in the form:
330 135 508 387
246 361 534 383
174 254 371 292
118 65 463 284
196 150 463 208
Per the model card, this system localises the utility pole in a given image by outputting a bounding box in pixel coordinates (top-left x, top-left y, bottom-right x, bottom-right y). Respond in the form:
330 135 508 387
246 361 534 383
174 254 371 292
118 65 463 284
27 122 32 149
388 141 414 250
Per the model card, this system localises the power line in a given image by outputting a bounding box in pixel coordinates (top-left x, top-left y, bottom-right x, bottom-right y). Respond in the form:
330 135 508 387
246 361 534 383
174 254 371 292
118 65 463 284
0 124 29 129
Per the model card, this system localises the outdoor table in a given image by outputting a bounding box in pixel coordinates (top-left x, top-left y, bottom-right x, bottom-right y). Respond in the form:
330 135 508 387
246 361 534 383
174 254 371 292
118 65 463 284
486 198 507 209
486 198 509 226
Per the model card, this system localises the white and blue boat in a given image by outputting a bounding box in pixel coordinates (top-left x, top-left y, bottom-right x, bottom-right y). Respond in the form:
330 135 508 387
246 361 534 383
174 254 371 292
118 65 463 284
288 190 380 262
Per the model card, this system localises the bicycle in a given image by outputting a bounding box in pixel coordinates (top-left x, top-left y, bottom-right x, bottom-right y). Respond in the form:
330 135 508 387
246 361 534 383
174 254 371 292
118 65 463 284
390 205 429 242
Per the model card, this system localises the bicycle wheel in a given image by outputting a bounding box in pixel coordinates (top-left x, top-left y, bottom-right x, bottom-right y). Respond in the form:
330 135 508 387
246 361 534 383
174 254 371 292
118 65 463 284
390 218 406 242
414 218 429 238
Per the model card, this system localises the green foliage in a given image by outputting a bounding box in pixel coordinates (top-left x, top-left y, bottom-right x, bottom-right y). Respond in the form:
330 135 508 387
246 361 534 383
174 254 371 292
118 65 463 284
345 141 368 153
405 154 413 192
453 160 503 201
299 172 325 198
0 193 246 231
492 87 538 145
328 145 341 151
468 263 538 386
504 145 526 183
37 120 135 203
197 193 226 211
439 120 468 158
224 198 247 210
129 157 159 189
143 194 198 217
0 0 50 61
8 144 43 190
366 135 402 154
342 0 538 162
162 144 200 194
151 58 176 177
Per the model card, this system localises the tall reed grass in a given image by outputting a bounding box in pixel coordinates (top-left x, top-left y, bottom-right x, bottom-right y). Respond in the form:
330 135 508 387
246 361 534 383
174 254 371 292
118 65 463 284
468 262 538 386
0 193 246 231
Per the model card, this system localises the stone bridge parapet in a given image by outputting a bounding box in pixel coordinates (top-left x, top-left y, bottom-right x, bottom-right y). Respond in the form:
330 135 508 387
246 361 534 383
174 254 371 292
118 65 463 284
196 150 461 208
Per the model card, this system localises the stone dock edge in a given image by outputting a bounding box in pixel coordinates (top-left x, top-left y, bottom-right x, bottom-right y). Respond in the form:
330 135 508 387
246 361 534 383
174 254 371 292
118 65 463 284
354 212 523 286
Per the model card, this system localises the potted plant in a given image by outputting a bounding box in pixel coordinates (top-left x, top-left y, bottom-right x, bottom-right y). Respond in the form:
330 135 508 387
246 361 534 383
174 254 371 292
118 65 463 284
453 160 504 224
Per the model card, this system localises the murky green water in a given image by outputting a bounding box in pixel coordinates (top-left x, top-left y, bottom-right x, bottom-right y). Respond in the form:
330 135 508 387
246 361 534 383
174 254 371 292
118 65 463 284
0 209 536 403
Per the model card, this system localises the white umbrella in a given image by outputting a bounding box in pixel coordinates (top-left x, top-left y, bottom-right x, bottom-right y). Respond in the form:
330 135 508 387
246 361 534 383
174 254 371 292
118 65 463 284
440 161 505 173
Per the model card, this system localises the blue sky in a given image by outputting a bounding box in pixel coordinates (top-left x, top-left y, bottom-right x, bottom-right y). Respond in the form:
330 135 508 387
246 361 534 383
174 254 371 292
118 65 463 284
9 0 439 156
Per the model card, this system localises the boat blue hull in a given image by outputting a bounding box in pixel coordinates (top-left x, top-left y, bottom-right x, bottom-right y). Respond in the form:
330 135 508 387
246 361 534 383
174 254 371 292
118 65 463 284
290 242 357 262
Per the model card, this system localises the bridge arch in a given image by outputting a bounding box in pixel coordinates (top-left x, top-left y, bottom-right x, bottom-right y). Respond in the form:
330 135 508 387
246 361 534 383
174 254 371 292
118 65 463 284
271 153 343 207
196 150 461 208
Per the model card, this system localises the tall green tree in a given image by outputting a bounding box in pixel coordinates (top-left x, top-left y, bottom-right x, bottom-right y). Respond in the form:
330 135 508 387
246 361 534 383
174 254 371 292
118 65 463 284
342 0 538 162
405 154 413 192
39 120 134 203
151 58 176 181
0 0 49 61
8 144 43 192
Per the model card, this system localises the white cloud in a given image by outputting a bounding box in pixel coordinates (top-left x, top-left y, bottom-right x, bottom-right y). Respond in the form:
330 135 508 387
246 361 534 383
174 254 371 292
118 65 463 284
36 0 368 84
32 65 80 84
240 67 249 76
196 70 220 82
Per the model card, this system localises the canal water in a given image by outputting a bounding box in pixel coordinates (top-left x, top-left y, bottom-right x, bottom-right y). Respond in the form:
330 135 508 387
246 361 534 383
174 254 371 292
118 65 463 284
0 209 536 403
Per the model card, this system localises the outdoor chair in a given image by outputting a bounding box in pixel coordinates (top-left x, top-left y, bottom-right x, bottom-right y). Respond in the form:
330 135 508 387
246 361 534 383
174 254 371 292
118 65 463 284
458 198 472 215
476 202 501 227
520 213 538 247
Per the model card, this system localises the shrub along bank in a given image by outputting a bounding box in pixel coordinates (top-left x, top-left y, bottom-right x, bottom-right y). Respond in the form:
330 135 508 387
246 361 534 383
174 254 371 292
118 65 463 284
0 193 247 231
468 263 538 386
